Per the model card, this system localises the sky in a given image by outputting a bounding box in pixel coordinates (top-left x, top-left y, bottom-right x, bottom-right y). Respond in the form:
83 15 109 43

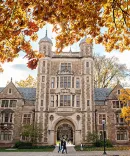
0 24 130 87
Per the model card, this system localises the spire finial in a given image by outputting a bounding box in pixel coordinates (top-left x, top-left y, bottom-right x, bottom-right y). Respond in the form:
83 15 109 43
45 27 47 37
11 77 12 82
69 46 72 52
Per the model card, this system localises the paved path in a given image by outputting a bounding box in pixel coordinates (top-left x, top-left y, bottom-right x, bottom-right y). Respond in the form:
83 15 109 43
53 146 76 154
0 146 130 156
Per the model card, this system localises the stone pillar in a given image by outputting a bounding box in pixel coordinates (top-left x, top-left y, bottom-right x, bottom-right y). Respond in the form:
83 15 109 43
48 130 54 145
75 130 81 145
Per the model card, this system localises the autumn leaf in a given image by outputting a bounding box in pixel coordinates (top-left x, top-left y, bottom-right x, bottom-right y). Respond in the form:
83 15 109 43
27 58 38 70
0 0 129 69
15 75 37 88
0 64 3 72
86 37 93 44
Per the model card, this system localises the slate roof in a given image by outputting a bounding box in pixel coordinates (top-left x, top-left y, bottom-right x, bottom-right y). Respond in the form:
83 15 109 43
0 87 36 101
17 88 36 100
0 88 3 92
0 87 112 102
94 88 112 101
39 36 53 44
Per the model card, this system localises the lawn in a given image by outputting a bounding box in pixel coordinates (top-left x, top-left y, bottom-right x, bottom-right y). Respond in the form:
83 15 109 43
75 146 130 151
0 147 55 152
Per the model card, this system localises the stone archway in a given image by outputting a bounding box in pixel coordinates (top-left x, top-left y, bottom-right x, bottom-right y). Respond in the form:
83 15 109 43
54 119 75 145
57 123 73 142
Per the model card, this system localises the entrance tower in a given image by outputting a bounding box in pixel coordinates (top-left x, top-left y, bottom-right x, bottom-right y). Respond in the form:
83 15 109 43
36 34 95 145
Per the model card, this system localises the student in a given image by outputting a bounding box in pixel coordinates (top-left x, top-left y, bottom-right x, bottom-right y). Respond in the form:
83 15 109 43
62 140 67 154
58 142 61 153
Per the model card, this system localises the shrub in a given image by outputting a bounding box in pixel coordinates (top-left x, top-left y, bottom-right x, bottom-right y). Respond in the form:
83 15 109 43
17 145 55 149
86 131 99 143
93 140 103 147
94 139 113 147
14 141 32 148
105 139 113 147
14 141 55 149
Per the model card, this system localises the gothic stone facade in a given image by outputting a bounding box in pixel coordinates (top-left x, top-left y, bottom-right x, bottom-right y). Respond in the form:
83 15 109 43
0 36 130 146
0 82 35 147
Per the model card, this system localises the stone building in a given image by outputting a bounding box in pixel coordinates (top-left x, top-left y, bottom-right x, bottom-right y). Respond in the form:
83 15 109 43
0 34 130 147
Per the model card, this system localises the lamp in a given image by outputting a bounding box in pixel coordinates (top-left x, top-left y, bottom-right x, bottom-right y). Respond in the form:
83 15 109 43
102 120 107 155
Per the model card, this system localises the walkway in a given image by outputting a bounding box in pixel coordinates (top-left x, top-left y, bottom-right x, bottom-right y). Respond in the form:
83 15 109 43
53 146 76 154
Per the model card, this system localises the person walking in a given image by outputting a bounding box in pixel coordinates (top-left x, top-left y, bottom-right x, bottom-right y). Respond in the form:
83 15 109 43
58 139 64 153
62 140 67 154
58 142 61 153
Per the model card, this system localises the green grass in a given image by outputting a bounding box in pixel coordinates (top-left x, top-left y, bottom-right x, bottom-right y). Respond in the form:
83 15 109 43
75 146 130 151
0 147 55 152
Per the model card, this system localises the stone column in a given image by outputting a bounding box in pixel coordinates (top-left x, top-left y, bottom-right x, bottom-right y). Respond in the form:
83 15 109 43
48 130 54 145
75 130 81 145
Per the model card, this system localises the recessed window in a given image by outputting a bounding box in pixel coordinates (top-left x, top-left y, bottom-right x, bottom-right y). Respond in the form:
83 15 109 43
0 131 12 141
41 100 43 106
99 114 106 124
23 114 31 125
8 88 12 94
60 95 71 106
99 131 107 140
1 100 16 108
87 100 90 106
56 95 58 107
72 95 75 107
9 100 17 107
76 78 80 88
42 76 45 82
61 63 71 71
116 113 124 124
72 77 74 88
50 95 54 107
117 90 120 94
117 131 127 140
86 62 89 67
21 136 30 142
57 77 59 88
51 77 55 88
76 95 80 107
112 101 124 108
1 113 13 123
1 100 9 107
60 76 71 88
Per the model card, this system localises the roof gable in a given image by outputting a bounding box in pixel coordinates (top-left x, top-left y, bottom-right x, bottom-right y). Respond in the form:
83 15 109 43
0 82 23 99
107 84 123 100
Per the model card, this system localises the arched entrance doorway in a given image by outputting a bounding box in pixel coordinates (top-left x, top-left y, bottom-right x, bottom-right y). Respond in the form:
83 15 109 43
57 123 73 142
55 119 75 145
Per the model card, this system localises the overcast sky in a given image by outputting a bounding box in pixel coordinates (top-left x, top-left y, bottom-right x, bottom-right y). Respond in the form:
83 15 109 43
0 24 130 87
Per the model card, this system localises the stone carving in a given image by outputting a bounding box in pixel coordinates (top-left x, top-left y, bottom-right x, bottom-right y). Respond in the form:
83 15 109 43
76 115 80 121
61 89 70 93
50 115 54 121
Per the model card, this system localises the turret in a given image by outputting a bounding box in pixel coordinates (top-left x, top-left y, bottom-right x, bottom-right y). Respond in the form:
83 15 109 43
79 37 93 57
38 30 53 57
